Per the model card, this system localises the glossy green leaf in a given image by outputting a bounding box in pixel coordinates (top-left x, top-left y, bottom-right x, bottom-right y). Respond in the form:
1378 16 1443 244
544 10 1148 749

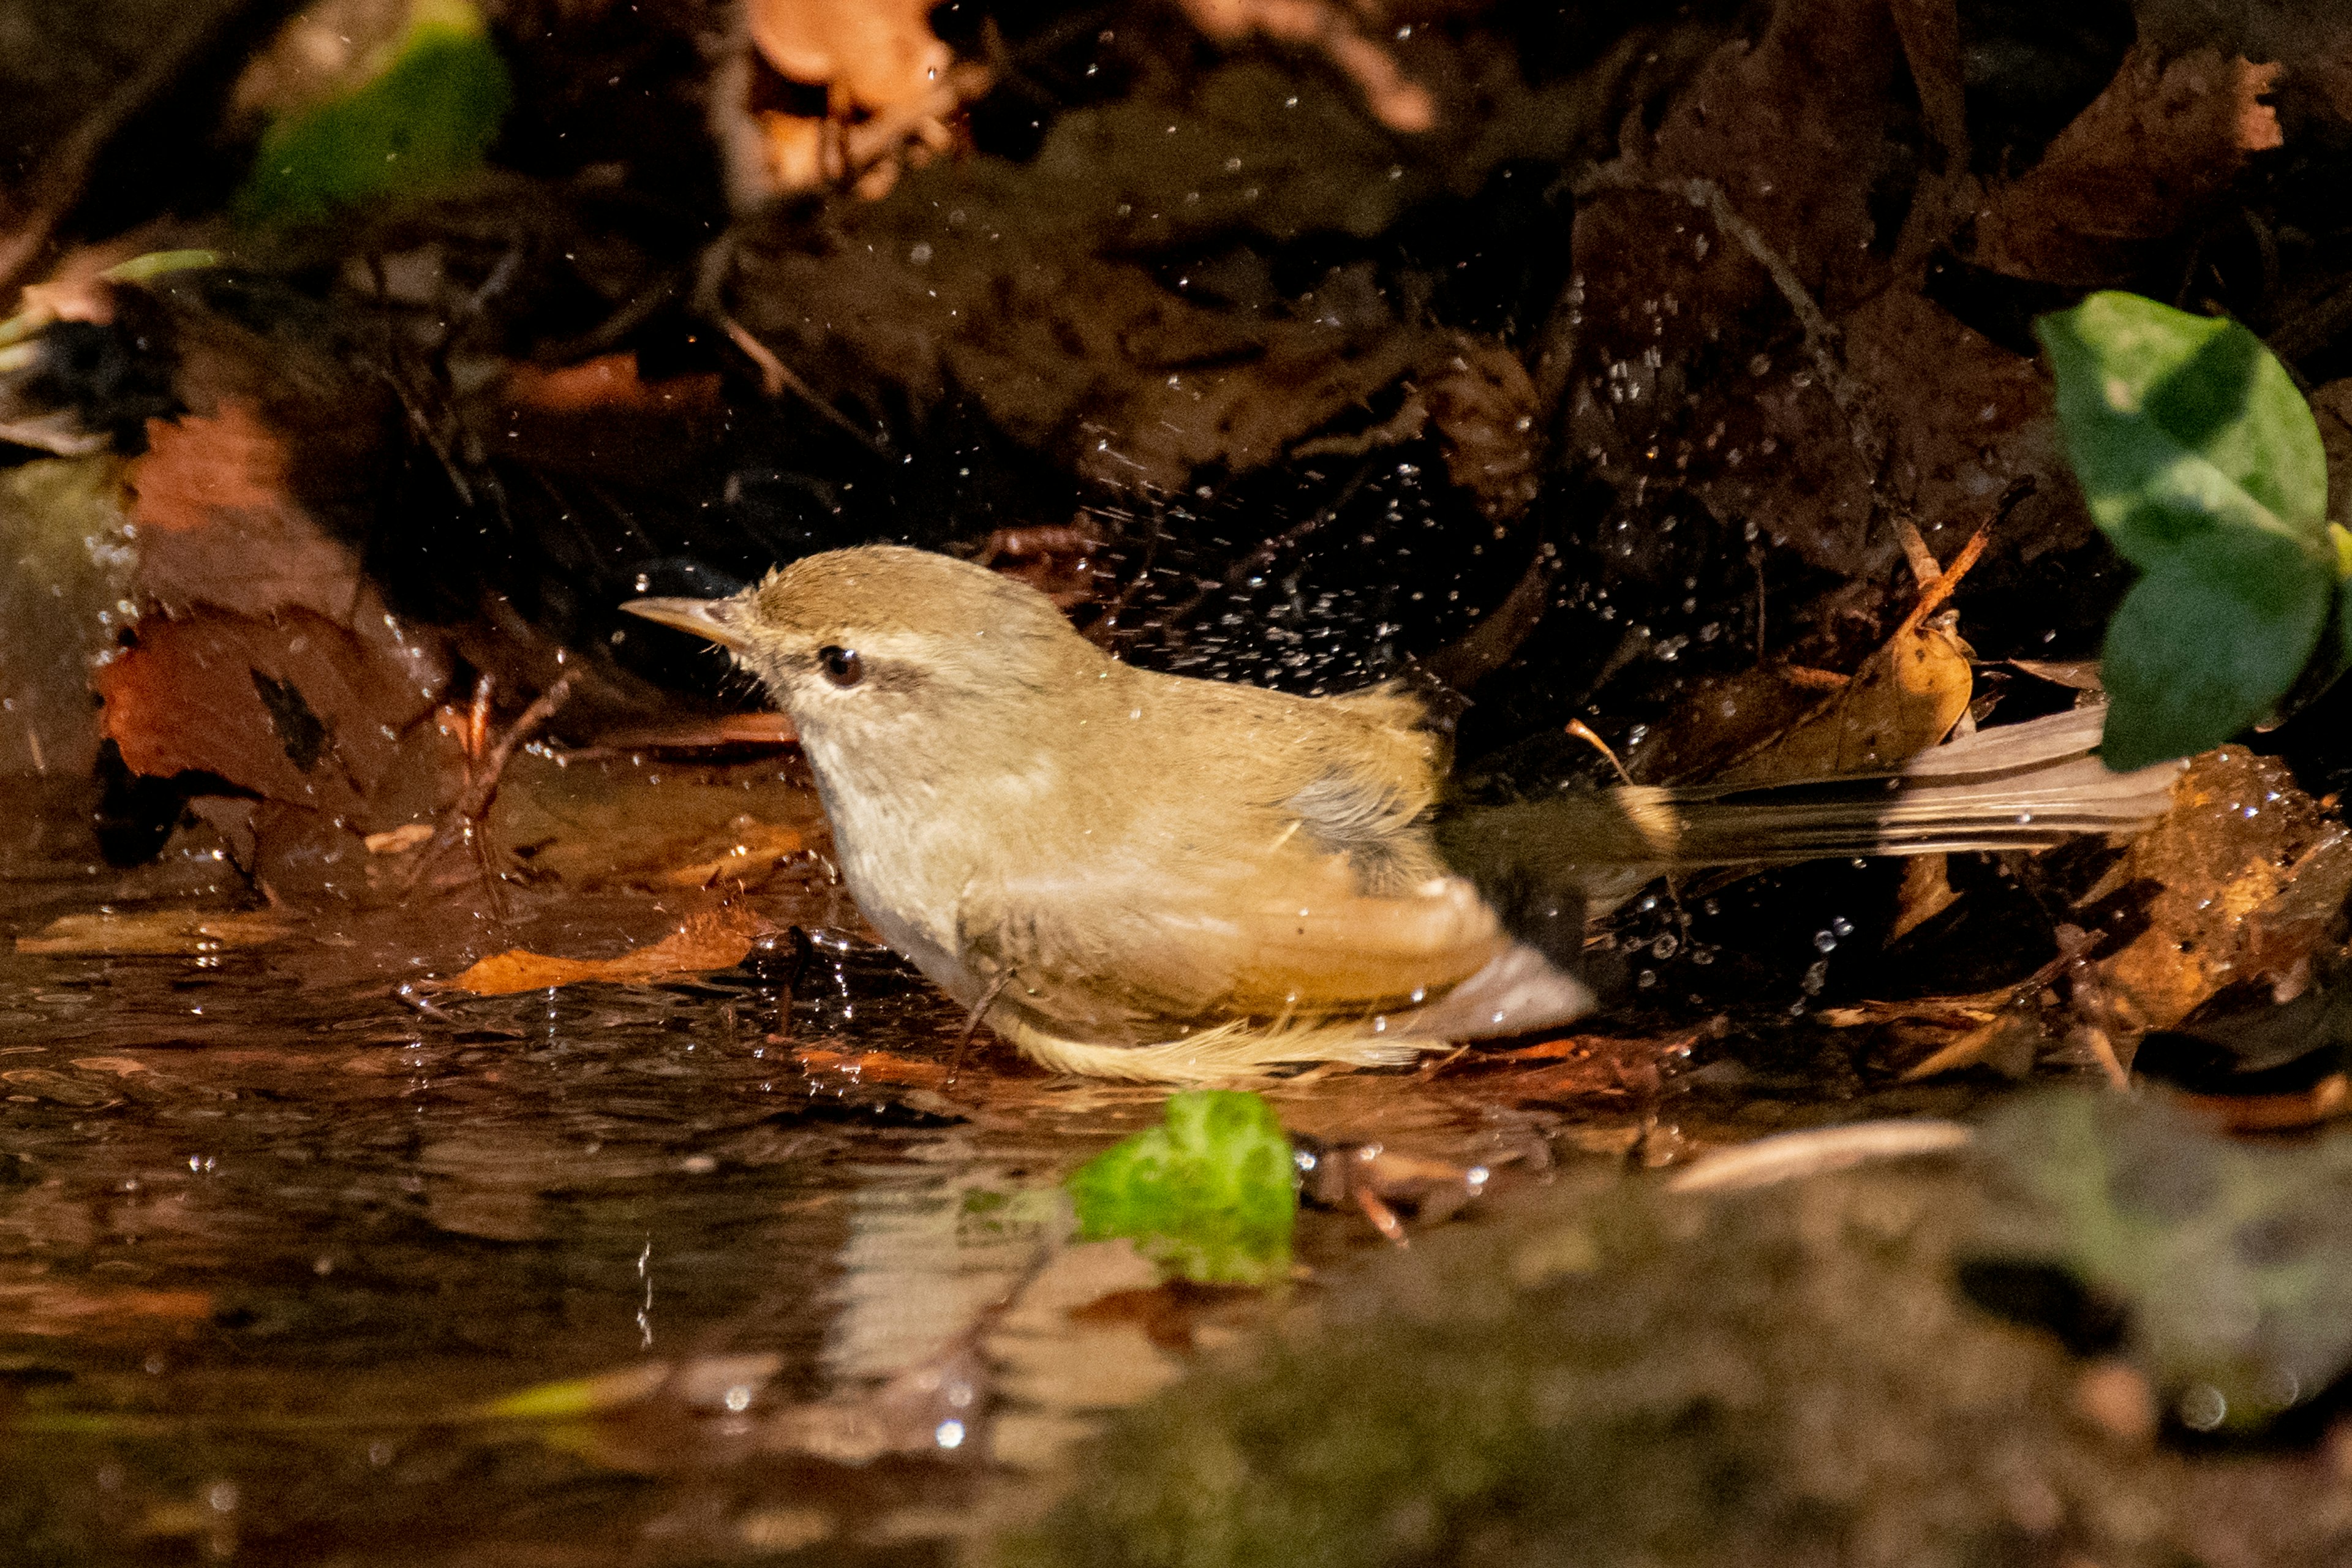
2039 292 2337 764
1066 1090 1295 1287
2097 532 2331 771
238 0 511 227
2039 292 2328 564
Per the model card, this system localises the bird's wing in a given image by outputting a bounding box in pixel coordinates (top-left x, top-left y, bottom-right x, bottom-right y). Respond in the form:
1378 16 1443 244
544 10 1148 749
956 855 1512 1046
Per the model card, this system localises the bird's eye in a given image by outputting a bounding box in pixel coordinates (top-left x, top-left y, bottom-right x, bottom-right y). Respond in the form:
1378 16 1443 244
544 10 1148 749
818 646 863 688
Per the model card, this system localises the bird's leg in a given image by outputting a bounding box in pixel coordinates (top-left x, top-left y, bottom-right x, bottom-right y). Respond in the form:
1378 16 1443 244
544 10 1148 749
402 673 575 902
945 971 1014 1088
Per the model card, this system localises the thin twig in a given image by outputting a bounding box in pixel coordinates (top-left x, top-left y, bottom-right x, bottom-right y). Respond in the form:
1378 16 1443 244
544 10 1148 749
715 312 890 456
1890 477 2034 642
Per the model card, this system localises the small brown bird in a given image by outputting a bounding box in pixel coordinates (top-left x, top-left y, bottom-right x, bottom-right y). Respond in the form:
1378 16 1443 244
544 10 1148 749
625 546 2179 1080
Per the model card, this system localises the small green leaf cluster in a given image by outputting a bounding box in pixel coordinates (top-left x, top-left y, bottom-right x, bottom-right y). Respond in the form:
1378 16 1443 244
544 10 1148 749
237 0 513 228
2039 292 2348 771
1066 1089 1296 1286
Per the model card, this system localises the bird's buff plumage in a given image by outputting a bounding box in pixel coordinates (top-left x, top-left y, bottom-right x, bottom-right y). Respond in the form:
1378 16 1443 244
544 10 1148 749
626 546 2182 1081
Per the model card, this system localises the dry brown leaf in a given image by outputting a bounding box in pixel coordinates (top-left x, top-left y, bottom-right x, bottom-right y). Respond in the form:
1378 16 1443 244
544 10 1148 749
2077 748 2342 1038
792 1046 951 1088
15 909 293 956
443 905 775 996
1565 0 2083 580
1969 47 2284 285
1709 620 1972 787
0 1281 214 1335
130 402 358 622
1888 853 1959 944
476 356 727 486
95 608 442 820
1420 336 1542 521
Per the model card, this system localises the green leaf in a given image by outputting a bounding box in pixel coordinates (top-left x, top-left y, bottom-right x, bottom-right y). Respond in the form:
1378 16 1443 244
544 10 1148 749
2038 292 2328 564
2097 530 2330 771
237 0 511 228
1066 1090 1296 1287
2038 292 2337 763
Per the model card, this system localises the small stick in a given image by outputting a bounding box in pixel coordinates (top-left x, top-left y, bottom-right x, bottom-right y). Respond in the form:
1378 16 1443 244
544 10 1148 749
1890 477 2034 643
715 314 889 455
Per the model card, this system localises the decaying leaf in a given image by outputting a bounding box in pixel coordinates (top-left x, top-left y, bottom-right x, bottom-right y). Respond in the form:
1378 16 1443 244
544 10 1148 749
657 821 805 888
442 904 775 995
96 608 445 821
1420 336 1544 522
2079 748 2352 1039
1970 48 2285 286
1714 621 1972 785
15 909 293 956
1631 619 1972 788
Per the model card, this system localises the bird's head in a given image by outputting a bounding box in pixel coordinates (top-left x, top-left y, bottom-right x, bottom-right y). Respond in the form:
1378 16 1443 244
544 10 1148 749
624 545 1110 767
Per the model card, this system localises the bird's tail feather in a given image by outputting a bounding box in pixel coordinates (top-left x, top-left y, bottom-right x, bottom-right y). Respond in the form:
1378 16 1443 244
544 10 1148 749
1634 706 2180 867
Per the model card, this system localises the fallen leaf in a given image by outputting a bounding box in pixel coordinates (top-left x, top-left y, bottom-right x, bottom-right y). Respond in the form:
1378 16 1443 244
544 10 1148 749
1177 0 1435 133
1420 335 1543 521
96 608 443 820
1067 1091 1296 1287
15 910 293 956
364 823 435 855
1664 1118 1973 1193
1888 853 1959 944
658 822 805 888
473 1353 785 1421
476 354 728 485
443 905 775 995
2076 747 2339 1036
1970 48 2284 286
0 1281 214 1335
2171 1074 2352 1135
747 0 951 112
1675 619 1972 788
791 1047 952 1088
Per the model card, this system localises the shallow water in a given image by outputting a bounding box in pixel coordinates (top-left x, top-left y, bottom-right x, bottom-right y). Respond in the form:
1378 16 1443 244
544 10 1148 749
0 760 1687 1564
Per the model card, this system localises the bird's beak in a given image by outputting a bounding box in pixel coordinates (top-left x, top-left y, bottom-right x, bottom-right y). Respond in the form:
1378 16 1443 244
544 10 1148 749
622 595 752 652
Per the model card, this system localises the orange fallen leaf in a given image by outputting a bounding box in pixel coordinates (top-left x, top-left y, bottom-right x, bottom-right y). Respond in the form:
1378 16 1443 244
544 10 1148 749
445 905 775 996
660 823 805 888
748 0 951 113
1178 0 1434 132
792 1046 951 1088
0 1282 215 1335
